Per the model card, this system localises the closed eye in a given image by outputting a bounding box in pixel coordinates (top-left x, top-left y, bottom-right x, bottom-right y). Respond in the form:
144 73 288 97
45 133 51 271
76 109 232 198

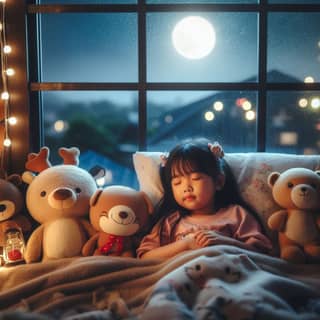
191 173 202 180
172 178 181 185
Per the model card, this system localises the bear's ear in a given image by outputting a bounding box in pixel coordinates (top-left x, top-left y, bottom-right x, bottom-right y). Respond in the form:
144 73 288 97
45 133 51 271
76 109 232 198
7 174 22 187
89 165 106 180
22 171 36 185
90 188 103 207
268 172 280 188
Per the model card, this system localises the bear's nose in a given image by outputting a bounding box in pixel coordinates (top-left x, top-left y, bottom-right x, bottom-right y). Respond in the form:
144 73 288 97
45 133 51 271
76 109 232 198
0 204 6 212
119 211 128 219
54 189 73 200
301 187 307 193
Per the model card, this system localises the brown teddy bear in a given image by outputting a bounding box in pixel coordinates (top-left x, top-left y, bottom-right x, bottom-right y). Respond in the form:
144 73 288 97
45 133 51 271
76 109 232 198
0 174 32 264
82 185 153 257
267 167 320 263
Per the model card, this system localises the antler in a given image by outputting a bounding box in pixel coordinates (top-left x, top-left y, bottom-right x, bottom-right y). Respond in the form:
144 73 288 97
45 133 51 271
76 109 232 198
59 147 80 166
25 147 52 173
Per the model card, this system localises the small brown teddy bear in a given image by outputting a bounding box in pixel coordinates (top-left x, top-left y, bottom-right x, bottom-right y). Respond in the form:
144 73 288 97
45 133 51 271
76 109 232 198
267 167 320 263
0 174 32 264
82 185 153 257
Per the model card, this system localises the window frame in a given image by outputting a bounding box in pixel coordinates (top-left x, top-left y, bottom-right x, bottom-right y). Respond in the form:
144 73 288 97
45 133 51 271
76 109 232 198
8 0 320 173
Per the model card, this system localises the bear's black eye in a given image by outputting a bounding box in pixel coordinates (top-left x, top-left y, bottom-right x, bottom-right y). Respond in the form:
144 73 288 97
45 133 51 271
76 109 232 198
40 191 46 197
75 187 81 193
287 182 294 188
195 264 201 271
184 283 192 292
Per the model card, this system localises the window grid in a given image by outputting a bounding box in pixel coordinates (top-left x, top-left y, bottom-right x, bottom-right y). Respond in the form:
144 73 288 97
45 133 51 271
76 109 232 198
26 1 320 152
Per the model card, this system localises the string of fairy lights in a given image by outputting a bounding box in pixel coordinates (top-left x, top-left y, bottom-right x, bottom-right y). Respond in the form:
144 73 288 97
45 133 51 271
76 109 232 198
0 0 17 174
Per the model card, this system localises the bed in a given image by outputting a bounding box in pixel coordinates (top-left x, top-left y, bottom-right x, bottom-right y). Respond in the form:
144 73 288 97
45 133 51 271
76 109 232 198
1 151 320 320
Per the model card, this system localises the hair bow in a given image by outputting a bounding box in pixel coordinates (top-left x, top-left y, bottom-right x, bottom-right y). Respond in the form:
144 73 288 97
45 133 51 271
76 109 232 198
160 154 168 167
208 142 224 159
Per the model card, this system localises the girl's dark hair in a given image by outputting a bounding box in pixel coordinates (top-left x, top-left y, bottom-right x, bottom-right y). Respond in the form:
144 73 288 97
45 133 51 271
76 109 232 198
151 137 263 231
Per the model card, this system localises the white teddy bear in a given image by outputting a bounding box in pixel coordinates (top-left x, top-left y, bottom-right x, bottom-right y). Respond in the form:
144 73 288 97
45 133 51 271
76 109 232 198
22 147 98 263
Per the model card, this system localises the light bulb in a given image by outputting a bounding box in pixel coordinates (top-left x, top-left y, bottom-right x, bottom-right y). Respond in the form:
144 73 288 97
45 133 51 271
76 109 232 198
3 138 11 147
3 45 11 54
0 0 6 3
3 228 25 265
1 92 9 100
8 116 17 125
5 68 14 76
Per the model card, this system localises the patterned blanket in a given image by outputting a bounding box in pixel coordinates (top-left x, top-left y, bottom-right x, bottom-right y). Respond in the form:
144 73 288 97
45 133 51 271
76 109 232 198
0 245 319 319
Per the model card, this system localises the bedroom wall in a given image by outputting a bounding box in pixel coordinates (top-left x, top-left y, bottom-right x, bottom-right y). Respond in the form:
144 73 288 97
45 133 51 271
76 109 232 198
0 101 4 176
1 0 30 176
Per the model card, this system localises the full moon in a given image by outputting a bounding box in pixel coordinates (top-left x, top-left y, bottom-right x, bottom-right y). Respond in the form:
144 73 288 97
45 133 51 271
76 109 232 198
172 16 216 60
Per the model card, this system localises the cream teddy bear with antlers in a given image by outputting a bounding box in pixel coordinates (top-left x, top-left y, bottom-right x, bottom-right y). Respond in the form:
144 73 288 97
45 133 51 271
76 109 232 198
22 146 99 263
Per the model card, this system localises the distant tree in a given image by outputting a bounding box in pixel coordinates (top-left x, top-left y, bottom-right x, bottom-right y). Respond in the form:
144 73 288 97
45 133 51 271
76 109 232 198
44 99 138 164
63 116 116 155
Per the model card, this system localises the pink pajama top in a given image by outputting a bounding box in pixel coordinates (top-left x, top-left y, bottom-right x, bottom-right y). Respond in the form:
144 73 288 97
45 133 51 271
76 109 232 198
136 204 272 258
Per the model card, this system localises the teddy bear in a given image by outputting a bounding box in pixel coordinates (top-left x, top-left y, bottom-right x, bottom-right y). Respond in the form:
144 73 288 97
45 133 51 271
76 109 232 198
22 146 100 263
82 185 153 257
267 167 320 263
0 174 32 264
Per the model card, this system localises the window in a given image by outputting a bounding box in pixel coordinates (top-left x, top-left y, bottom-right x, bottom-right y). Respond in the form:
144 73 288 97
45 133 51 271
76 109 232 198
24 0 320 187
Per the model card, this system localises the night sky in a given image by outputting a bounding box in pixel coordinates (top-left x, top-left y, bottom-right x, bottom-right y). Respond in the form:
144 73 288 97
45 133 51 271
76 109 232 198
39 8 320 106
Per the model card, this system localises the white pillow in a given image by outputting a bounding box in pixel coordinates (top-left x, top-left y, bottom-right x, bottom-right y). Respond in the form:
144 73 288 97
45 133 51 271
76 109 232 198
224 153 320 230
132 152 164 206
133 151 320 233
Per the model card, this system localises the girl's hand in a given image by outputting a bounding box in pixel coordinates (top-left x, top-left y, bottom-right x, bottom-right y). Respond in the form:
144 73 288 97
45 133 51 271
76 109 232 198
193 230 228 247
183 233 202 250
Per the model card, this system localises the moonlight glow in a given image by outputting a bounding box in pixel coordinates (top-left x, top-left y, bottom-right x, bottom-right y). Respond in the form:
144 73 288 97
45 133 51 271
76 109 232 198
172 16 216 60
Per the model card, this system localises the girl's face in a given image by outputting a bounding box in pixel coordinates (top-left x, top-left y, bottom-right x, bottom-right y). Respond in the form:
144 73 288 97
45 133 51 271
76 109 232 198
170 167 224 215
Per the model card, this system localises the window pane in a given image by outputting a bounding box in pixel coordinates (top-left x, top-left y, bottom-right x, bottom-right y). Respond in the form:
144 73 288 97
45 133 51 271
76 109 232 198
268 13 320 83
269 0 320 3
39 13 137 82
147 91 257 151
40 0 137 3
42 91 139 188
266 91 320 154
147 0 257 3
147 13 258 82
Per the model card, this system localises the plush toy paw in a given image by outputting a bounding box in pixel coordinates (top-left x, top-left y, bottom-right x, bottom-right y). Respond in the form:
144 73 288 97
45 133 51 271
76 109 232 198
304 244 320 262
281 245 306 264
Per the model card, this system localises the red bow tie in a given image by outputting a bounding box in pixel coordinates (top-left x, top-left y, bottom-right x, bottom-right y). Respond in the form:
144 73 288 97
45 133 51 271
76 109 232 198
100 235 124 255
